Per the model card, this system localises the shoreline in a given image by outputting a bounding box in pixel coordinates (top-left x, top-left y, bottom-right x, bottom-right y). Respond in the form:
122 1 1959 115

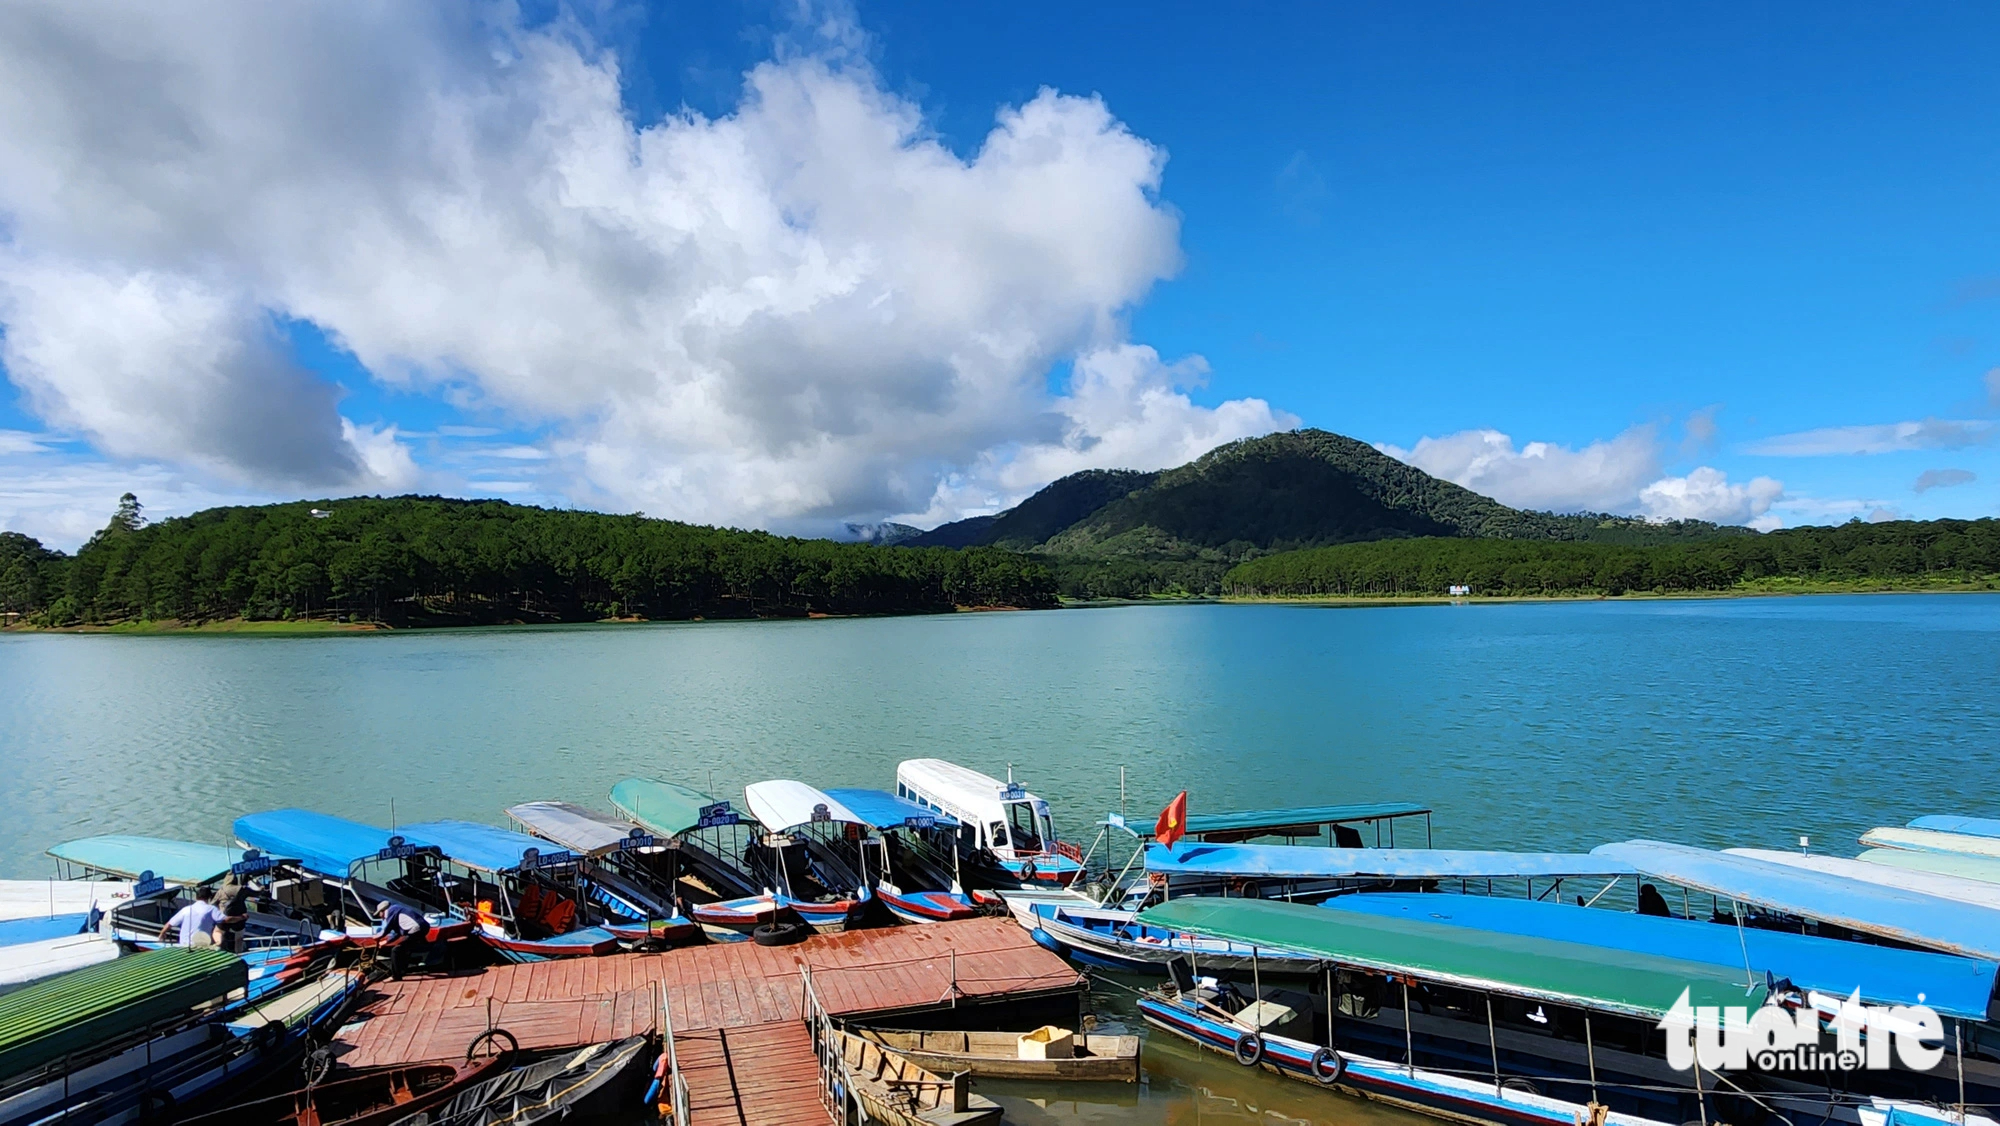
0 602 1041 636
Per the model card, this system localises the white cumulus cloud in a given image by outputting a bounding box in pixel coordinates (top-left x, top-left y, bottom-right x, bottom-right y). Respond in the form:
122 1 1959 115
0 2 1286 537
1637 467 1783 526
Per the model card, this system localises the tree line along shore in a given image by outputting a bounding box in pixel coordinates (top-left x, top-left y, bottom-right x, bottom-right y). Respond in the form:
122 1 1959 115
0 495 1058 628
3 495 1997 630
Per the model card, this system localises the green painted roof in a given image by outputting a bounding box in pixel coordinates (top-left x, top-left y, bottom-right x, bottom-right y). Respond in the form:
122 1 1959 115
1181 802 1431 839
610 777 722 838
1138 897 1766 1020
0 947 246 1081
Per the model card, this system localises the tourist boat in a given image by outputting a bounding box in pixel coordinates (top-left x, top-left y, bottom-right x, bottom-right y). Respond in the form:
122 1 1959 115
178 1053 509 1125
1859 825 2000 861
0 947 365 1126
823 787 981 924
48 835 336 952
1026 900 1325 975
1134 896 1999 1126
1907 814 2000 839
1141 839 1634 903
505 800 699 944
0 877 134 924
831 1028 1003 1126
1171 801 1435 848
895 759 1083 889
1591 839 2000 960
396 819 621 961
0 929 118 997
610 777 776 940
739 780 871 934
233 810 474 948
853 1027 1141 1082
410 1036 653 1124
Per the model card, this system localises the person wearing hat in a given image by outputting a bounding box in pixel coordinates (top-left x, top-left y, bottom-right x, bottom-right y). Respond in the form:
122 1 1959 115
373 898 431 978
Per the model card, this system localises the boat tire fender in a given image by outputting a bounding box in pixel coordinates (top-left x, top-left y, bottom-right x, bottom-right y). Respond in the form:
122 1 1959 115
1241 881 1262 900
1233 1031 1264 1067
1020 860 1037 882
253 1020 285 1051
753 922 808 947
1310 1046 1345 1084
467 1027 519 1060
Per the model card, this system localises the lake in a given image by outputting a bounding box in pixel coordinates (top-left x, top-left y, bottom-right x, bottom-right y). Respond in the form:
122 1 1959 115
3 594 1995 1122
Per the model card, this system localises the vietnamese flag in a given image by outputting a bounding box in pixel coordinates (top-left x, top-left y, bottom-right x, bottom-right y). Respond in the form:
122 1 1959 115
1155 790 1189 851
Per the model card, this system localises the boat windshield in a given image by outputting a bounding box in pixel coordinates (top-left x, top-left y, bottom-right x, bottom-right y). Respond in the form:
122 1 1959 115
1006 802 1045 853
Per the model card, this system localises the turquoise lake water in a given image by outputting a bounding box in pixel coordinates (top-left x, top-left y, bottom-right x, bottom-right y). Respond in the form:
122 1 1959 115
3 594 1995 1123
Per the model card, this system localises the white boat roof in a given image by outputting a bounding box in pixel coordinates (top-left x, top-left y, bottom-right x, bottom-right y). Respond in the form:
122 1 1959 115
743 780 865 833
1859 826 2000 860
1729 849 2000 912
896 759 1045 815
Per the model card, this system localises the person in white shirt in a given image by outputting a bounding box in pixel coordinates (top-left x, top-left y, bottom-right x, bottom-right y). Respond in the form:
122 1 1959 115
160 887 224 948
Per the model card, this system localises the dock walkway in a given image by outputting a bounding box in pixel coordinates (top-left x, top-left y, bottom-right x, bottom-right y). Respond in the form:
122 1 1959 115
333 917 1081 1068
674 1021 826 1126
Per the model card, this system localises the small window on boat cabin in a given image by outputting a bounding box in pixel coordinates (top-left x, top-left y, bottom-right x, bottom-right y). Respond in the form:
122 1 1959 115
989 821 1008 849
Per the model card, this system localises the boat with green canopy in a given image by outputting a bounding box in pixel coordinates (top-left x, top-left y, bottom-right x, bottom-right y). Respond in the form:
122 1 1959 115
47 836 247 889
1132 896 1987 1126
1858 847 2000 886
610 778 764 939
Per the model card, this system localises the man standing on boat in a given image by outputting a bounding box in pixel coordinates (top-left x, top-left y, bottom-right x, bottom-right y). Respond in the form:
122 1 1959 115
374 899 431 978
160 887 224 948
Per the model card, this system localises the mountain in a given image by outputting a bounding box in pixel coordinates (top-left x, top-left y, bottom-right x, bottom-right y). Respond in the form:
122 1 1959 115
904 429 1748 597
843 521 924 545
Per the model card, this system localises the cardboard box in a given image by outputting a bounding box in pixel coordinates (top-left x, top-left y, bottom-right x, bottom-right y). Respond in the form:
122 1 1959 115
1018 1026 1075 1059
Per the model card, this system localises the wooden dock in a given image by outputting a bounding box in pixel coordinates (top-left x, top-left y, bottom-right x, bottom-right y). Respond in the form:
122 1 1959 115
674 1021 827 1126
332 917 1082 1068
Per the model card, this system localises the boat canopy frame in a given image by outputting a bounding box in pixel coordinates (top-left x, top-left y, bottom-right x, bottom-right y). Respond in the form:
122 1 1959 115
1164 802 1434 846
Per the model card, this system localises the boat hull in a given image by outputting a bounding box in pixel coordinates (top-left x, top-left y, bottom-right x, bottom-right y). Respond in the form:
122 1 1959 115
834 1031 1002 1126
474 924 620 962
876 888 978 925
856 1028 1140 1083
1030 903 1325 976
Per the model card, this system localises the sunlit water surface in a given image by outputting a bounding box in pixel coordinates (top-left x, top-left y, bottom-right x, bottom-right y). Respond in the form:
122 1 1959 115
5 595 1996 1123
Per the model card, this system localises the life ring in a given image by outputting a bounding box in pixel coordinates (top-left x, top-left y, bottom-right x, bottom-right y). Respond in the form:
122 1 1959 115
1233 1031 1264 1067
1309 1046 1345 1085
466 1027 519 1061
253 1021 286 1051
1020 860 1038 882
1241 881 1262 900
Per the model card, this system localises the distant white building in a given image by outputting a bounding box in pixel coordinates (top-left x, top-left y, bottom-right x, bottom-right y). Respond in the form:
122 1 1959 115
1448 584 1471 597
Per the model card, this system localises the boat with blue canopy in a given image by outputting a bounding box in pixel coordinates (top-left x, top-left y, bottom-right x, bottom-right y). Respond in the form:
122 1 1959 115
1320 891 1998 1019
1909 815 2000 839
1592 839 2000 961
505 801 698 945
232 810 468 946
47 835 334 953
395 819 620 961
822 788 981 924
1859 826 2000 861
1144 842 1633 901
737 781 871 934
1132 896 1992 1126
1171 802 1434 847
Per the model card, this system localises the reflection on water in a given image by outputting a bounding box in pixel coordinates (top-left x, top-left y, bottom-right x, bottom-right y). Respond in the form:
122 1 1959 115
6 595 1997 1123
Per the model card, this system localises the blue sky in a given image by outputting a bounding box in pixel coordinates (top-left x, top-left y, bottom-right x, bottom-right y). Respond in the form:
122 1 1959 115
2 1 1996 546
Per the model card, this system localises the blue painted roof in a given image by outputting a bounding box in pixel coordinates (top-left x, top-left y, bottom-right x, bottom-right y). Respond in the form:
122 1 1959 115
1910 815 2000 840
47 836 248 885
823 788 959 831
1594 840 2000 962
1145 842 1632 880
1324 893 1997 1019
234 810 419 877
399 819 571 874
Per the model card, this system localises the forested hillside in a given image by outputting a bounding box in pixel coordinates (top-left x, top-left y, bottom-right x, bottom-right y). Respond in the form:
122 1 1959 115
3 495 1057 627
1221 520 2000 598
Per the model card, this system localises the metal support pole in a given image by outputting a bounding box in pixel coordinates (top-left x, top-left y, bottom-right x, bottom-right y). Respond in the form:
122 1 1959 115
1328 966 1337 1049
1487 994 1501 1093
1694 1058 1707 1126
1958 1024 1968 1125
1585 1014 1598 1105
1252 946 1262 1011
1403 979 1414 1075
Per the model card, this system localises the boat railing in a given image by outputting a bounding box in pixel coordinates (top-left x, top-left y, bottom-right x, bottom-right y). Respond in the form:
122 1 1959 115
801 963 873 1125
656 981 691 1125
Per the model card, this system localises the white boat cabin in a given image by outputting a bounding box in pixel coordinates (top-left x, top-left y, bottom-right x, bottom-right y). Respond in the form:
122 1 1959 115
895 759 1058 860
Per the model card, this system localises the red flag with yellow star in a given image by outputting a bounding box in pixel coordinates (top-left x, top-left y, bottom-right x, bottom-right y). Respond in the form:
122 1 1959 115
1155 790 1189 851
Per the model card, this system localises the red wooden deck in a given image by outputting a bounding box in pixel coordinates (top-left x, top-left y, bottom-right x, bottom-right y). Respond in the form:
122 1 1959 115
332 917 1080 1067
674 1021 827 1126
